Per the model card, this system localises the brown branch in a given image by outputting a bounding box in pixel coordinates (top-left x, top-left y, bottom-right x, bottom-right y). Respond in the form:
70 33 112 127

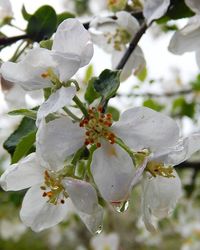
175 161 200 170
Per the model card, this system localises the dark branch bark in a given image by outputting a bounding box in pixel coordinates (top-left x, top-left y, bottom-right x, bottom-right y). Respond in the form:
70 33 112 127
0 34 28 46
175 161 200 170
116 22 148 70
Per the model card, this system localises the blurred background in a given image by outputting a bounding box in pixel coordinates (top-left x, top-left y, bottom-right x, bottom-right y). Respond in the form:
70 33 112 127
0 0 200 249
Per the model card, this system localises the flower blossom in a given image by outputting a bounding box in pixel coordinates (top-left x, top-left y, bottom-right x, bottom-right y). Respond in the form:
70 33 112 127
37 106 179 205
89 11 146 81
0 0 13 22
0 152 103 233
141 132 200 232
1 18 93 124
168 0 200 68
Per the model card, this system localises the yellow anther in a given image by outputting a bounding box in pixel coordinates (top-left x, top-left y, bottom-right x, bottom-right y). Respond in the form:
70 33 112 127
146 161 175 178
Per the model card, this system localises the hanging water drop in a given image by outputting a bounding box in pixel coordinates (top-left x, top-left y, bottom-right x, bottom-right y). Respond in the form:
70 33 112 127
112 200 129 213
95 224 103 234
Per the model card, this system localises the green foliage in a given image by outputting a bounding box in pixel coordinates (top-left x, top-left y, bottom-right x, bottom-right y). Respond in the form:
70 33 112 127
3 117 36 157
172 97 196 118
84 77 100 104
75 0 89 15
11 131 36 164
27 5 57 42
84 65 94 83
143 99 165 112
106 106 120 121
21 5 31 21
93 69 121 101
39 39 53 50
191 74 200 91
137 67 147 82
8 109 37 120
57 12 75 26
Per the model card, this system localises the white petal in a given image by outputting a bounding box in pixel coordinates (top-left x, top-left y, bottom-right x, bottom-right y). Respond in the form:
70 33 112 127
116 11 139 36
112 107 179 153
195 50 200 68
53 19 93 67
63 177 103 233
91 141 135 202
143 0 170 24
112 46 146 81
90 233 120 250
20 185 68 232
130 157 149 187
156 133 200 166
52 52 81 82
0 153 44 191
185 0 200 14
36 86 76 126
36 117 85 170
168 15 200 55
0 48 55 91
142 170 182 220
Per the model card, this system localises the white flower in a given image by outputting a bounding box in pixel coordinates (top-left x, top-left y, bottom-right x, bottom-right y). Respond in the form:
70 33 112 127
89 11 146 81
1 18 93 124
142 0 170 24
141 133 200 232
168 1 200 68
0 153 103 233
0 0 13 21
90 232 119 250
37 106 179 203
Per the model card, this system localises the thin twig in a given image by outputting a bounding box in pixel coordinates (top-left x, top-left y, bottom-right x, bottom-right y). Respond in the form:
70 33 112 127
116 22 148 70
175 161 200 170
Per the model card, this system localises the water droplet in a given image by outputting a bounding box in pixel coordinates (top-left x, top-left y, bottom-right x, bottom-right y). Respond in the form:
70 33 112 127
112 200 129 213
95 225 103 234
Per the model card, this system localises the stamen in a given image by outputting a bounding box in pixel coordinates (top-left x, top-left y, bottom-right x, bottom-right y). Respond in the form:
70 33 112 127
80 107 116 147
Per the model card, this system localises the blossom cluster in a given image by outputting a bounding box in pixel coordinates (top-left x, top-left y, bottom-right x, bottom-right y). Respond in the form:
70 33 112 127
0 0 200 235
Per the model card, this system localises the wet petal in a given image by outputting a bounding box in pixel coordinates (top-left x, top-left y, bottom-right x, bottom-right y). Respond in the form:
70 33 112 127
20 185 68 232
36 86 76 126
116 11 139 36
168 15 200 55
36 117 85 170
0 153 44 191
156 133 200 166
63 177 103 233
143 0 170 24
53 19 93 67
112 107 179 153
91 141 135 202
142 170 182 231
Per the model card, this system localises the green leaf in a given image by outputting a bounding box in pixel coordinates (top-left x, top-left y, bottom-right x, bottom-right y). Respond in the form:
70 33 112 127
57 12 75 26
27 5 57 42
84 77 101 104
12 130 36 164
83 65 94 83
93 69 121 101
40 39 53 50
106 106 120 121
172 97 196 118
21 5 32 21
143 99 165 112
191 74 200 91
8 109 37 120
3 117 37 156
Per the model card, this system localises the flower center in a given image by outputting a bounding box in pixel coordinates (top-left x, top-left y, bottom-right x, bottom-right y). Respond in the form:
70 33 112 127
40 170 68 205
145 161 175 178
79 107 116 147
104 28 131 51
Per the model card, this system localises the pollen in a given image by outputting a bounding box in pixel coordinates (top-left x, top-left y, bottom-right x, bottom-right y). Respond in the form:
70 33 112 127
79 106 116 147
